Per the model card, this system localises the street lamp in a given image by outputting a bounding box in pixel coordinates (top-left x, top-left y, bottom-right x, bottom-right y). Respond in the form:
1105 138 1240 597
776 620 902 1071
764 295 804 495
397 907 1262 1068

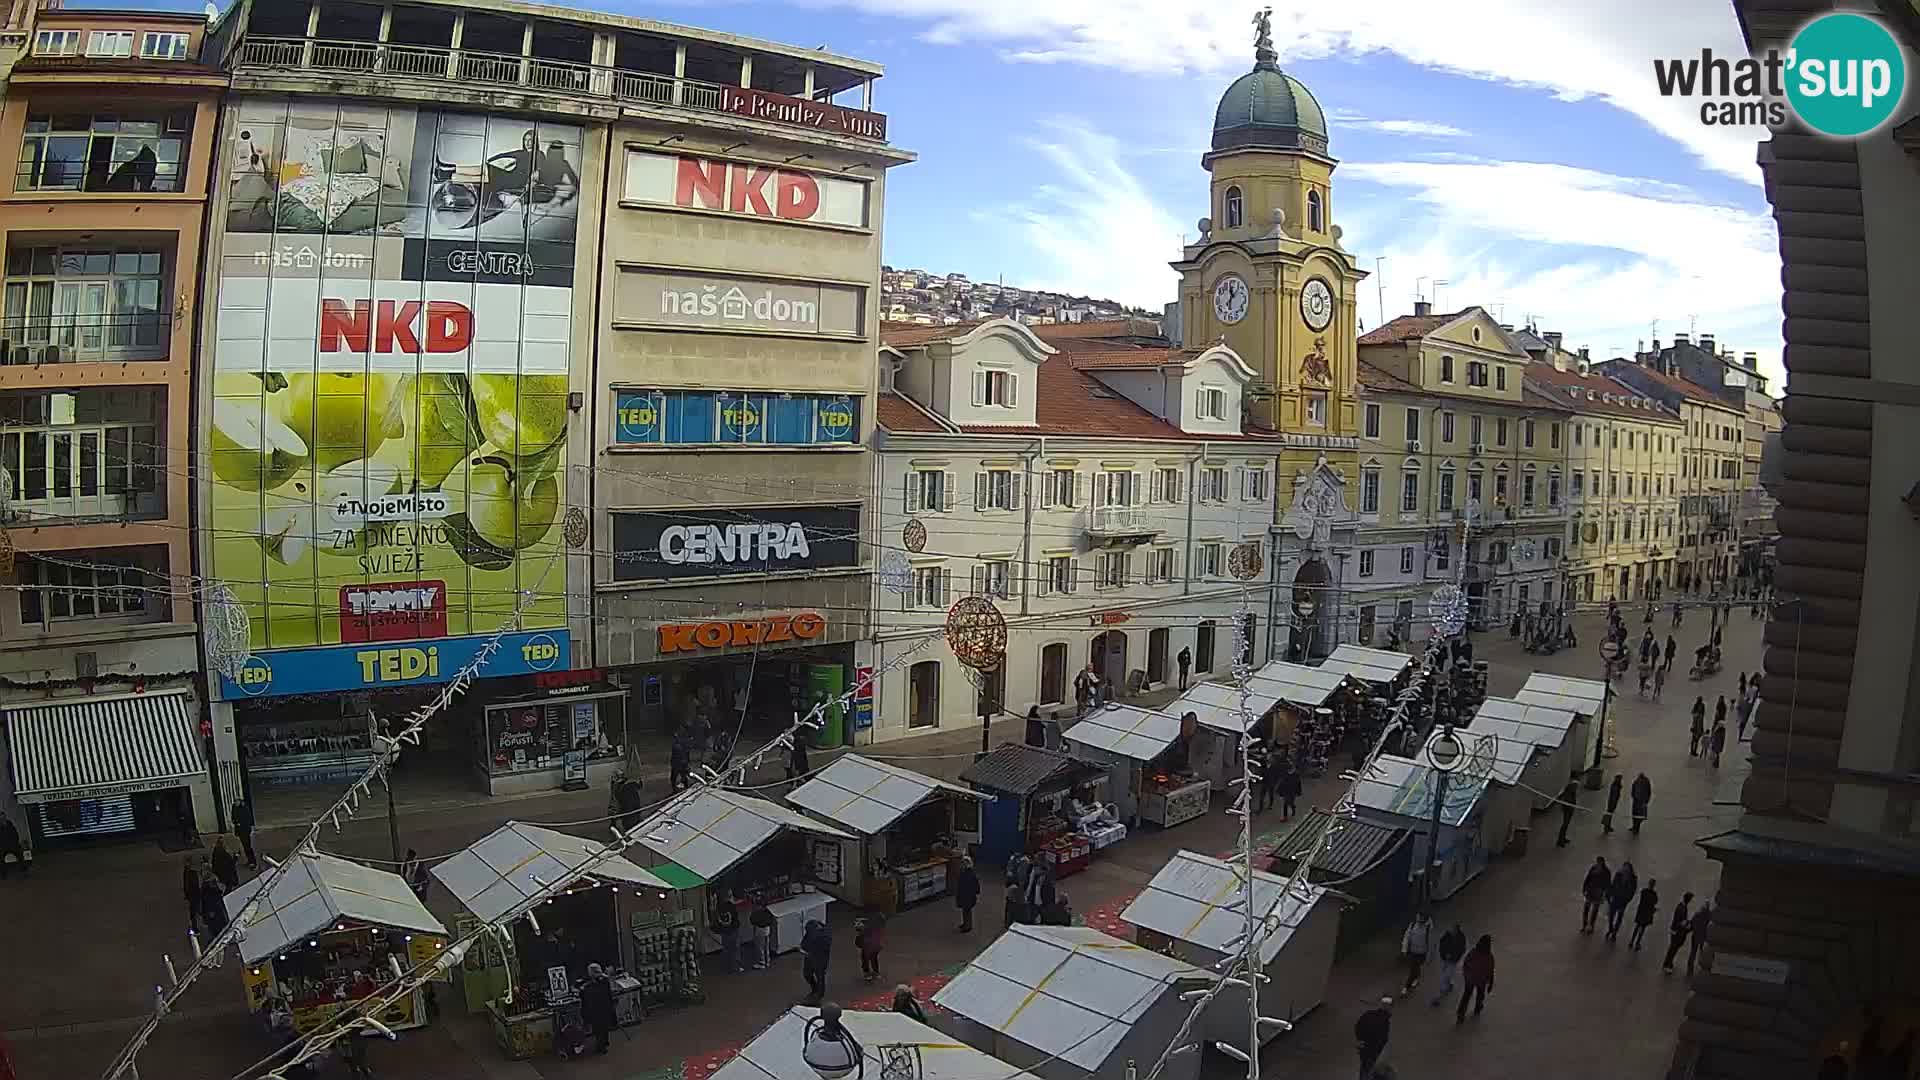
1422 725 1463 908
803 1004 864 1080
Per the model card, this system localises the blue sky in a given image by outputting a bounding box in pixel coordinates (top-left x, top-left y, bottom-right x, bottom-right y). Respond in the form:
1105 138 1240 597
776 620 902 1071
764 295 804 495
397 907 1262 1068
117 0 1788 383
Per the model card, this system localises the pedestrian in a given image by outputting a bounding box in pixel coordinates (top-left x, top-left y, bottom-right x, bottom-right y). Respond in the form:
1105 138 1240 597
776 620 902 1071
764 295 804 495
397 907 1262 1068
1580 856 1610 933
800 918 831 1003
1605 861 1637 941
1654 662 1668 701
182 857 203 931
1630 772 1652 834
1074 665 1095 716
1664 634 1678 673
1429 922 1467 1008
749 900 775 969
580 962 615 1055
854 914 885 983
1737 673 1747 700
1690 708 1705 757
1687 901 1713 975
1255 746 1278 813
787 738 810 785
669 736 692 793
230 799 257 869
1400 911 1431 993
339 1031 374 1078
1277 758 1302 821
1600 774 1623 833
1709 721 1727 768
1554 779 1579 847
1025 858 1056 915
892 985 928 1023
1354 996 1393 1078
1509 612 1521 639
199 874 229 936
1715 695 1727 730
211 838 240 893
1662 893 1694 971
1007 875 1033 927
711 889 741 973
954 856 979 932
1177 646 1192 691
0 813 24 879
1025 705 1047 748
1672 601 1683 628
1039 890 1074 925
1456 935 1495 1024
1736 693 1753 741
1630 879 1659 949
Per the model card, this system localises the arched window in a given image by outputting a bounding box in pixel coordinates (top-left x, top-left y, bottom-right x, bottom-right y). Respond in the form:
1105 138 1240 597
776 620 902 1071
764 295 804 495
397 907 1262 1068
1224 186 1244 228
1307 190 1324 231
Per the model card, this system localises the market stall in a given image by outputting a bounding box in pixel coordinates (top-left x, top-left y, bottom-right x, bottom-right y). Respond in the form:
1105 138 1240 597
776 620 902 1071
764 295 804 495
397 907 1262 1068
1315 644 1415 688
1514 673 1610 773
932 924 1213 1080
1467 697 1580 810
1165 682 1284 791
717 1006 1043 1080
1122 849 1338 1052
629 788 853 956
1251 661 1358 775
1062 704 1208 830
959 743 1113 869
1421 726 1534 856
784 754 983 912
1259 810 1412 957
1350 755 1491 900
226 852 448 1037
430 821 692 1058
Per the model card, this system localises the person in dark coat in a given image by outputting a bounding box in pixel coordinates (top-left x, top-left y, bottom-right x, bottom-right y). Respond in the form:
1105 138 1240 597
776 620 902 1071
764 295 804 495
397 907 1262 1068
1177 646 1192 691
954 856 979 932
1690 708 1706 757
892 985 928 1023
1456 935 1495 1023
579 962 615 1054
669 736 692 793
1025 706 1047 748
1004 877 1026 927
1630 773 1653 834
1276 759 1302 821
1686 901 1713 975
854 915 885 983
1661 892 1695 971
1429 922 1467 1007
1554 779 1580 846
1600 774 1623 833
1254 746 1278 813
1354 996 1393 1078
800 919 832 1003
787 739 811 784
1709 720 1728 767
0 814 26 878
1605 861 1638 941
210 839 240 892
1664 634 1678 672
1580 856 1610 933
199 875 229 936
1630 879 1660 949
1714 695 1728 730
182 858 204 931
230 800 257 869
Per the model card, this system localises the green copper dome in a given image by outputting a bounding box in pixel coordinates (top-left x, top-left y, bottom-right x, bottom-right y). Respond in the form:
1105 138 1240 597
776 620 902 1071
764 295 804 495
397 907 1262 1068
1212 62 1329 154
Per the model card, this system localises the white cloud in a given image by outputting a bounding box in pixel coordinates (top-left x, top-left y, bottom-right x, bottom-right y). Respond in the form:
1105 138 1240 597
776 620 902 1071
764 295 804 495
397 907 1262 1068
812 0 1765 183
1329 110 1470 137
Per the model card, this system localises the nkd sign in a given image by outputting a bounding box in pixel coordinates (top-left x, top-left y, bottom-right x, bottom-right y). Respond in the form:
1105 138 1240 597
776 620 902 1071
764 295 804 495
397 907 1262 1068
623 151 869 229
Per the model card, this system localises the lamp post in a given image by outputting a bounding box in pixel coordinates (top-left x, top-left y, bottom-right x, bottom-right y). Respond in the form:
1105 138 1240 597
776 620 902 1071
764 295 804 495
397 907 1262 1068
803 1004 864 1080
1423 725 1463 909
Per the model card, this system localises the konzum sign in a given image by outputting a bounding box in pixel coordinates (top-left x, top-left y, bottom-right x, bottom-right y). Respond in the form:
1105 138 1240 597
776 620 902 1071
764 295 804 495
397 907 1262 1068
657 611 827 655
623 151 869 228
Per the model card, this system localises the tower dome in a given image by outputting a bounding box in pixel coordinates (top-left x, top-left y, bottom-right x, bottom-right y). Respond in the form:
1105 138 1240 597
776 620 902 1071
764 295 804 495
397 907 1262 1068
1211 12 1329 155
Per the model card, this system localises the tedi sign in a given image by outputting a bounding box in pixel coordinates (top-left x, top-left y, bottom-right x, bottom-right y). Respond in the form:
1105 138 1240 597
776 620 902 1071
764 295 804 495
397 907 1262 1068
1653 12 1907 135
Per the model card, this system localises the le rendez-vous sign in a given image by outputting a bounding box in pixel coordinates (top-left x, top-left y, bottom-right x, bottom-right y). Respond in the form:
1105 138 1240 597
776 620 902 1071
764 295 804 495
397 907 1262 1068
715 85 887 142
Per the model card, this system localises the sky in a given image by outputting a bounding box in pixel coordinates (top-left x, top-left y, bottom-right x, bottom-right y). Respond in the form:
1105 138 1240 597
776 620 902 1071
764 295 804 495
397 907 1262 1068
119 0 1788 385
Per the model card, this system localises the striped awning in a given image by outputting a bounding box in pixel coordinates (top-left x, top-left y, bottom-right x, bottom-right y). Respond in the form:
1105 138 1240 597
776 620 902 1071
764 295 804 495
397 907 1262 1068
5 690 202 804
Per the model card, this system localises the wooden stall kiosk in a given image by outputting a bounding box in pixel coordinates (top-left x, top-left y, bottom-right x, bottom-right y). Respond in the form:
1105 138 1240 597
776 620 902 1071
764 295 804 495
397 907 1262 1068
227 852 448 1037
932 924 1214 1080
785 754 983 912
1315 644 1415 689
959 744 1113 870
430 822 692 1058
1122 850 1339 1052
716 1006 1043 1080
1166 682 1285 791
1467 697 1580 810
630 788 854 957
1260 810 1412 957
1515 673 1611 776
1062 704 1209 830
1420 726 1535 856
1351 755 1492 901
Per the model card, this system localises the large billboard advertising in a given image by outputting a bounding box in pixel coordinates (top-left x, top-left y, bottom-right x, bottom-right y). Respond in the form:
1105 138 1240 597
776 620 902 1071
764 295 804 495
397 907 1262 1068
209 101 581 698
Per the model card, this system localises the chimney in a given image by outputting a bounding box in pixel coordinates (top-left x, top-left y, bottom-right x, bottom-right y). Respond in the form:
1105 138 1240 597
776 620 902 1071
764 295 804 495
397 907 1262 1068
1743 350 1758 366
1699 333 1715 354
1675 332 1690 346
1544 331 1563 351
1413 299 1432 317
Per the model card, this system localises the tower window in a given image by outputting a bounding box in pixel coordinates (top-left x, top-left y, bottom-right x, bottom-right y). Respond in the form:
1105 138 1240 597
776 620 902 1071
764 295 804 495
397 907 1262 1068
1307 191 1323 232
1224 186 1244 229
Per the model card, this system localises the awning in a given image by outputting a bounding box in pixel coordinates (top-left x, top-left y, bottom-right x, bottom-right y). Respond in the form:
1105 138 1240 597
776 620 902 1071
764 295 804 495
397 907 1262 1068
959 744 1108 798
432 822 674 923
225 851 446 966
1168 682 1282 734
1515 673 1610 717
1316 645 1413 685
1352 755 1488 826
1250 661 1348 709
5 690 202 804
631 788 853 881
1062 704 1182 762
786 754 979 836
1122 850 1327 965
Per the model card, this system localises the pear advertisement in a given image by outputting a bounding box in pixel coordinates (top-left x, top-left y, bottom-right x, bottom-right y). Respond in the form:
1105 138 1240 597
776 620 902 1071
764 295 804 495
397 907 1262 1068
209 102 581 698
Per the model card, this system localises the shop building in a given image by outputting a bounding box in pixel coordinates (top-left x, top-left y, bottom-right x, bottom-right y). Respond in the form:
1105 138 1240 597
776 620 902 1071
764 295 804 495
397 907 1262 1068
868 318 1283 742
0 5 225 851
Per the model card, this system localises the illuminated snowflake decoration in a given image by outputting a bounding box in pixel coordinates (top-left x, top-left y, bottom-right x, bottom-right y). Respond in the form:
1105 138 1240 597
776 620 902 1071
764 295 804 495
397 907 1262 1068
902 518 928 553
1228 541 1264 581
203 584 253 681
1429 584 1470 637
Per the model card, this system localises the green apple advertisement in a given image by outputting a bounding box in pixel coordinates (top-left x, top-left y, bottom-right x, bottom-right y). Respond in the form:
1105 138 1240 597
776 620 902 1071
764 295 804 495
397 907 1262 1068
210 101 580 696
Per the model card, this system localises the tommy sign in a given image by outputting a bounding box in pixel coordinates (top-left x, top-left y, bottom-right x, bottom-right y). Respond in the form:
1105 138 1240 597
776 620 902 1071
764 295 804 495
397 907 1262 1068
623 152 869 228
612 504 860 581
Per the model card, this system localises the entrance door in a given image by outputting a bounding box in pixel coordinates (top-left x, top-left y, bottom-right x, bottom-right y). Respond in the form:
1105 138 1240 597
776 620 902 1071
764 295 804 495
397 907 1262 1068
908 661 940 729
1090 632 1127 692
976 663 1005 719
1195 620 1216 674
1039 643 1068 707
1147 628 1169 686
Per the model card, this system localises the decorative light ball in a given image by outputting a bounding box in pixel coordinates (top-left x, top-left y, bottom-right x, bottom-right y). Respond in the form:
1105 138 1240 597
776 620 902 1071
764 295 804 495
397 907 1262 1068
946 596 1008 672
1228 542 1264 581
1429 585 1469 637
902 519 928 554
563 507 589 549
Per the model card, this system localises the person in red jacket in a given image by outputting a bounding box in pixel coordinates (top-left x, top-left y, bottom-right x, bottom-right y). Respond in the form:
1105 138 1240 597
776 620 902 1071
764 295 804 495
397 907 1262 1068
1455 934 1495 1024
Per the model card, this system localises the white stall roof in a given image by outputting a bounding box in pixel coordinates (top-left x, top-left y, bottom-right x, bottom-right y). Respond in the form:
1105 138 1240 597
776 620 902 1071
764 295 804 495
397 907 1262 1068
715 1006 1044 1080
1063 704 1183 761
1427 725 1534 787
632 788 853 881
1352 755 1488 827
225 851 446 966
934 925 1209 1073
1168 682 1282 734
1250 661 1348 708
1472 696 1578 746
432 822 672 923
1122 850 1328 965
1516 673 1610 717
1318 644 1414 685
786 754 978 836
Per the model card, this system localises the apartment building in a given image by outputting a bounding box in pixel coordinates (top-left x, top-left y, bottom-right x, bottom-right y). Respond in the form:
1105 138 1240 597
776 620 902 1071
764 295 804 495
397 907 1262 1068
1649 333 1780 583
0 4 225 850
867 319 1279 741
1355 305 1572 634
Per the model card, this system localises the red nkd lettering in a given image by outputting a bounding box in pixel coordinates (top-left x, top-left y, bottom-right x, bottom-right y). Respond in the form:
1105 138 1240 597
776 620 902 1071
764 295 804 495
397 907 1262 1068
728 164 775 217
319 299 472 354
776 171 820 220
674 157 727 210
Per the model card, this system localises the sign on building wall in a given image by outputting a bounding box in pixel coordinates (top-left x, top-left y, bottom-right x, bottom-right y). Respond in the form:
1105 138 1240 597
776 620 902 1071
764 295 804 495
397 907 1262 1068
656 611 828 654
715 86 887 141
610 504 861 582
612 389 858 447
208 102 582 697
614 268 865 336
622 151 869 228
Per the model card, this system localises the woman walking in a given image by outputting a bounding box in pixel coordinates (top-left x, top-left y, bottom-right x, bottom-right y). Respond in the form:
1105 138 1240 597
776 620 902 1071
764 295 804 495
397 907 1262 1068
1456 936 1495 1023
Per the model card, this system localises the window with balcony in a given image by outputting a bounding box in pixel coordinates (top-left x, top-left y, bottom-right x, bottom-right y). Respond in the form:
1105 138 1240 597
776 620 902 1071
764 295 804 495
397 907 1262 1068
18 110 191 193
1523 469 1537 506
2 245 171 363
139 32 190 60
1095 469 1138 508
33 30 80 56
0 389 161 523
16 551 153 630
87 31 134 57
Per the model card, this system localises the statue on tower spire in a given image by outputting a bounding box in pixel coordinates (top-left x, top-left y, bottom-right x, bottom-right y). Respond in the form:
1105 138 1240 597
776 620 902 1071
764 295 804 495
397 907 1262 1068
1253 7 1277 69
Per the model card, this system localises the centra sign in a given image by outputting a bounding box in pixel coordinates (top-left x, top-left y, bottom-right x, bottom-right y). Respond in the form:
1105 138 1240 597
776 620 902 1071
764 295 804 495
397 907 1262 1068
660 522 810 566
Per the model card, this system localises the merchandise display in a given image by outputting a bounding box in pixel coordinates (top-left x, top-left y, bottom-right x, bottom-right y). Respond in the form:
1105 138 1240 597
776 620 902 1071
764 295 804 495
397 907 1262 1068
1140 772 1211 828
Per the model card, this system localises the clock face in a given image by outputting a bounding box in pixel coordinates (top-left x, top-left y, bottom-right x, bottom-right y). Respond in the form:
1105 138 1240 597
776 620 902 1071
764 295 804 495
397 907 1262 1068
1300 278 1334 332
1212 274 1249 325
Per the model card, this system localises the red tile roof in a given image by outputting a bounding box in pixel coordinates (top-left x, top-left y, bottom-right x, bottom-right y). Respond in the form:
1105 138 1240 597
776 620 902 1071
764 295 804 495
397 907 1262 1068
879 321 988 347
1031 317 1164 342
875 392 950 434
1357 311 1466 346
956 358 1188 439
1356 361 1420 394
1058 345 1181 370
1524 363 1679 422
1522 386 1572 412
1595 359 1740 410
